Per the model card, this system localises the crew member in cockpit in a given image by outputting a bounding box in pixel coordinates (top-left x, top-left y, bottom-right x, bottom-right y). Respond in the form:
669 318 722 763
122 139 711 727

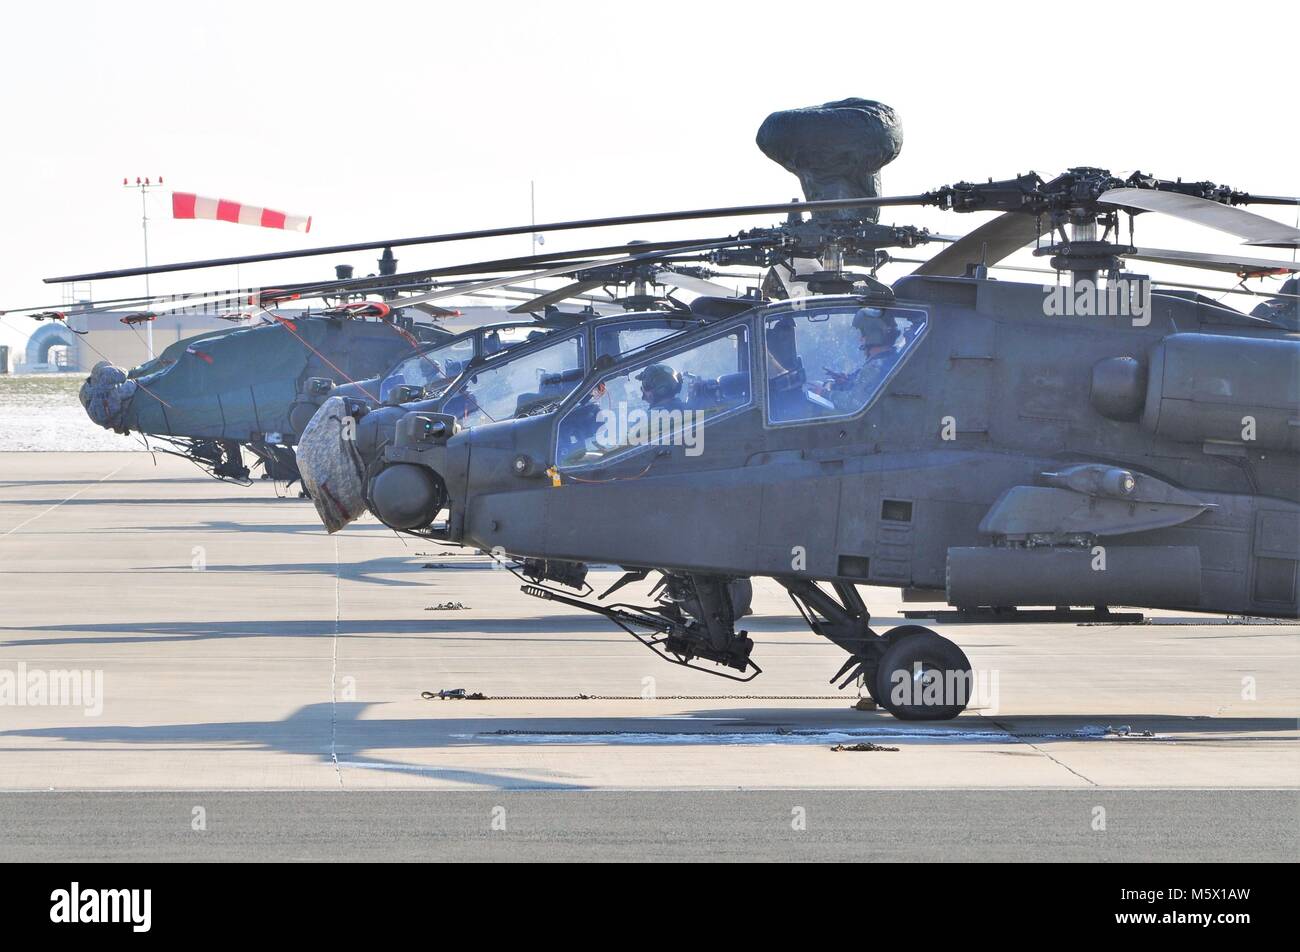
819 308 899 412
636 363 688 413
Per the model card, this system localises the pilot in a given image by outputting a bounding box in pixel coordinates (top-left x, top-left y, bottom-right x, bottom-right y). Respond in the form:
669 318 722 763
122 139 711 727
636 362 687 413
821 308 899 411
416 356 445 386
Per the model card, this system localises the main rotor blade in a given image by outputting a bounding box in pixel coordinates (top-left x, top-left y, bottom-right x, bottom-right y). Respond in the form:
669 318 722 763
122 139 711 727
2 290 164 316
392 238 770 309
103 272 618 317
408 302 460 318
508 279 608 314
45 194 928 284
1099 188 1300 248
913 211 1051 277
1126 247 1300 276
499 282 616 303
655 271 736 297
15 239 716 317
273 238 729 299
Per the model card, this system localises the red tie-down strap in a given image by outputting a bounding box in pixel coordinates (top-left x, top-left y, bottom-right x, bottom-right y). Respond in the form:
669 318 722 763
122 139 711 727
248 289 302 308
321 301 392 320
387 321 421 348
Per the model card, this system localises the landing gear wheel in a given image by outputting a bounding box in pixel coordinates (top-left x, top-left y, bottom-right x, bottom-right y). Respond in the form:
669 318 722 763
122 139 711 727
860 661 884 706
873 626 972 721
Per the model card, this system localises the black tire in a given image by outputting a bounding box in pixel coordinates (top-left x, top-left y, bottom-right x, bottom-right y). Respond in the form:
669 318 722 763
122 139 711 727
873 627 972 721
861 659 885 705
858 627 902 706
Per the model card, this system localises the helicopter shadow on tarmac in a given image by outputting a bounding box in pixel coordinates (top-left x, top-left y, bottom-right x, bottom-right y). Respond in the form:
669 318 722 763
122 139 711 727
0 614 648 648
107 514 472 537
0 477 221 489
138 555 454 587
0 592 882 647
114 520 341 537
2 495 299 507
0 702 589 790
1 702 1293 791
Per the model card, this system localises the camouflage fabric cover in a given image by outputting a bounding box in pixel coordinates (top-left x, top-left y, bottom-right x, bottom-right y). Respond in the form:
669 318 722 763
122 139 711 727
297 395 367 533
756 98 903 222
79 361 138 431
124 322 313 440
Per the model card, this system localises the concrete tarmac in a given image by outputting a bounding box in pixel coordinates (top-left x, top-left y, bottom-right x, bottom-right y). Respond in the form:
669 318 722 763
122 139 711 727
1 453 1297 859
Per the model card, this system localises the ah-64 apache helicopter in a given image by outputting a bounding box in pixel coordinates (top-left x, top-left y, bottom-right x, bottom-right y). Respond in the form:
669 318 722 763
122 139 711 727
48 100 1300 720
21 236 674 483
13 249 461 483
363 165 1300 720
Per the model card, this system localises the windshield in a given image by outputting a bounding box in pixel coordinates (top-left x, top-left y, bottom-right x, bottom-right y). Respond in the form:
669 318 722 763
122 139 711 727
481 324 549 355
446 334 585 427
764 305 926 423
592 319 694 362
378 324 552 403
380 336 475 402
556 325 751 469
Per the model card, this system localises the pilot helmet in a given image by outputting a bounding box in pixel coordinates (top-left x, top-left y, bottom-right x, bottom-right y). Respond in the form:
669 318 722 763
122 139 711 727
636 363 682 403
852 307 898 349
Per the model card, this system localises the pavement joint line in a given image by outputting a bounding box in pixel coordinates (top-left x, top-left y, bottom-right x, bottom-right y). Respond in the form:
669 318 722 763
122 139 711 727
0 461 130 538
977 710 1098 786
330 534 343 790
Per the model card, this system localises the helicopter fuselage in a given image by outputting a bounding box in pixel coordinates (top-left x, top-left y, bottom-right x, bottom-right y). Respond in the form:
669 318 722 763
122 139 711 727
382 277 1300 620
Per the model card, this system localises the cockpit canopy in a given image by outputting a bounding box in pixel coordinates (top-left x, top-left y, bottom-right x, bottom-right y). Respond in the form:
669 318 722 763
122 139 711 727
437 316 694 427
554 301 927 470
763 304 926 423
377 323 548 403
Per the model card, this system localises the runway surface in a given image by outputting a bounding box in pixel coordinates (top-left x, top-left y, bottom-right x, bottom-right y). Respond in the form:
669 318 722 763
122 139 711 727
2 790 1293 861
1 452 1297 859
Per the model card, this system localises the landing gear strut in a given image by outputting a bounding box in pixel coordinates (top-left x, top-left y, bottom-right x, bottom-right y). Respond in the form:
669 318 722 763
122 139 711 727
521 570 761 681
519 569 971 716
248 441 302 484
781 579 973 720
173 438 251 483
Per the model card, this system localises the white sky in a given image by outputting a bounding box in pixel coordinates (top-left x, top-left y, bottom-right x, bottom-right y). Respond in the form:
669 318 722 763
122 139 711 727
2 0 1296 353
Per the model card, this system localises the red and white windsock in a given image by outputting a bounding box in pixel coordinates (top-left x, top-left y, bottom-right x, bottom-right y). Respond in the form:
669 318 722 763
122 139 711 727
172 192 312 233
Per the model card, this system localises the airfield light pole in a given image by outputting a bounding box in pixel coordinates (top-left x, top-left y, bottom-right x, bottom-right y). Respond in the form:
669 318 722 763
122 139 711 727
123 176 163 358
